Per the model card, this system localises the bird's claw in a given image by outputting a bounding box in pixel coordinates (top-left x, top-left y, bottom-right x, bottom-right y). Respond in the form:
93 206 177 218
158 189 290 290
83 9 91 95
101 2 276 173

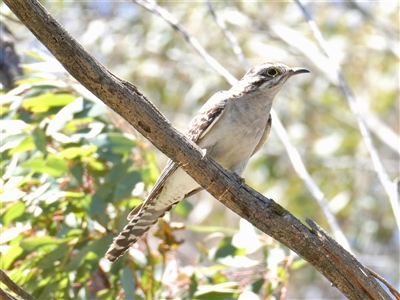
233 172 245 188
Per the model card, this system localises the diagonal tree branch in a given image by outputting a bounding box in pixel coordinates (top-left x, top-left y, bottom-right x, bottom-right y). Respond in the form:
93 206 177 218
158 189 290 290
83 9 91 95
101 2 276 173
4 1 394 299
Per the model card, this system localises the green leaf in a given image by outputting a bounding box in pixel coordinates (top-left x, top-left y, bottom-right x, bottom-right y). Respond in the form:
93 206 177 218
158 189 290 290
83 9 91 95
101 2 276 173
189 273 198 299
32 127 47 154
65 229 83 238
1 120 30 133
252 278 265 294
2 245 24 269
45 154 69 175
74 99 107 119
214 237 245 259
291 258 307 270
24 182 51 203
87 159 106 171
121 266 135 300
21 60 68 73
105 160 132 186
1 201 26 226
59 145 97 160
70 163 84 187
65 234 113 272
186 225 237 234
90 185 113 221
22 93 77 113
212 272 228 284
38 279 66 300
20 236 63 252
217 255 259 268
64 191 86 198
46 97 84 135
69 194 91 211
22 154 69 177
0 189 27 202
114 170 142 201
9 135 36 154
2 133 29 153
97 289 118 300
36 243 69 269
89 133 136 155
194 283 240 300
174 199 193 219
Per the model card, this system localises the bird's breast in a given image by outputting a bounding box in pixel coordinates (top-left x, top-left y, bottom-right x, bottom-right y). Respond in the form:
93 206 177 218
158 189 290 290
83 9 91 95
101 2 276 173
197 98 271 173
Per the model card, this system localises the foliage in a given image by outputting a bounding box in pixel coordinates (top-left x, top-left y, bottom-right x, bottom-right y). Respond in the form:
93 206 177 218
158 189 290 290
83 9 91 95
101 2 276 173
1 55 294 299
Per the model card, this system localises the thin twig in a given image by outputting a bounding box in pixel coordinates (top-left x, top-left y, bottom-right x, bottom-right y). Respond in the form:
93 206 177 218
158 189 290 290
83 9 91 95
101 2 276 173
363 111 400 156
205 1 250 71
134 0 351 251
295 0 400 230
133 0 237 86
0 270 37 300
271 110 351 250
366 267 400 300
347 0 399 59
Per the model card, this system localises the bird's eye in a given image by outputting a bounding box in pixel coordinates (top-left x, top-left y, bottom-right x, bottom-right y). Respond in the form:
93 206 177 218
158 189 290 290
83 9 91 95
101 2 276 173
265 67 279 77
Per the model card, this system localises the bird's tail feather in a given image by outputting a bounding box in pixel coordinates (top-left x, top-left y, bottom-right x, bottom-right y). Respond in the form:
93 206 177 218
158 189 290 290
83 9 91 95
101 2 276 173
105 200 177 262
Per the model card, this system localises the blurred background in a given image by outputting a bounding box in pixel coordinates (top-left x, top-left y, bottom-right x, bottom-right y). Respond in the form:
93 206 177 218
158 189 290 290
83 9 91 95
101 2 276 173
1 1 399 299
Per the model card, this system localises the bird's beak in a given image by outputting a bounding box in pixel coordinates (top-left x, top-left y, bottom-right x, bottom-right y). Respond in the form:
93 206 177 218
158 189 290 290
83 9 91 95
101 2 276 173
290 68 310 75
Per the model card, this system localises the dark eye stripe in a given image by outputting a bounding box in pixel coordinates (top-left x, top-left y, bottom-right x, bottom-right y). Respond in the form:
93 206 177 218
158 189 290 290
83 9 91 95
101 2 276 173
251 77 279 90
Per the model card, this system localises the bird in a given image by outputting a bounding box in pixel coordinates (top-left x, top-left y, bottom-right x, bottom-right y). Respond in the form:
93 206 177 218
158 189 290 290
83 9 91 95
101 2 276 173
105 62 309 262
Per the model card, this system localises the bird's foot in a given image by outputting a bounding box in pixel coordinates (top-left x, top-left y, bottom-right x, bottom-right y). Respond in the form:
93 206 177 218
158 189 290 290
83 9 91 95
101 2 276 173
232 172 246 188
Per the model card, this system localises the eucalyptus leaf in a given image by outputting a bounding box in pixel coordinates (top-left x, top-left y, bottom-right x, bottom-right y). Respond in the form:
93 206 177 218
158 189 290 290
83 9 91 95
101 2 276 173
23 93 77 113
32 127 47 154
46 97 84 135
1 201 26 226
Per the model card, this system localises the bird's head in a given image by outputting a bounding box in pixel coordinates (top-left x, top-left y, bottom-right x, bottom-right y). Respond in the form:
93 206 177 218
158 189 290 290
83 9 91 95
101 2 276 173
236 62 309 96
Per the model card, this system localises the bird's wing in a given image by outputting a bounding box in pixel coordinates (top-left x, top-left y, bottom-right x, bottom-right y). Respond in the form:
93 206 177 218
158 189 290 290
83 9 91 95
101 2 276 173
127 91 229 220
185 91 228 143
251 113 272 156
127 159 178 219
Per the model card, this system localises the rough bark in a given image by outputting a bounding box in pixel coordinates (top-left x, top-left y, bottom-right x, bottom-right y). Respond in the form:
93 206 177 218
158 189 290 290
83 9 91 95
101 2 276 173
0 270 37 300
4 1 394 299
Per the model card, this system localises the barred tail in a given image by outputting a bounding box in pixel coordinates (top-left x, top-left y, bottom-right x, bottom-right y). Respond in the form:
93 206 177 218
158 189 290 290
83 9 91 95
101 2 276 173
105 201 175 262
